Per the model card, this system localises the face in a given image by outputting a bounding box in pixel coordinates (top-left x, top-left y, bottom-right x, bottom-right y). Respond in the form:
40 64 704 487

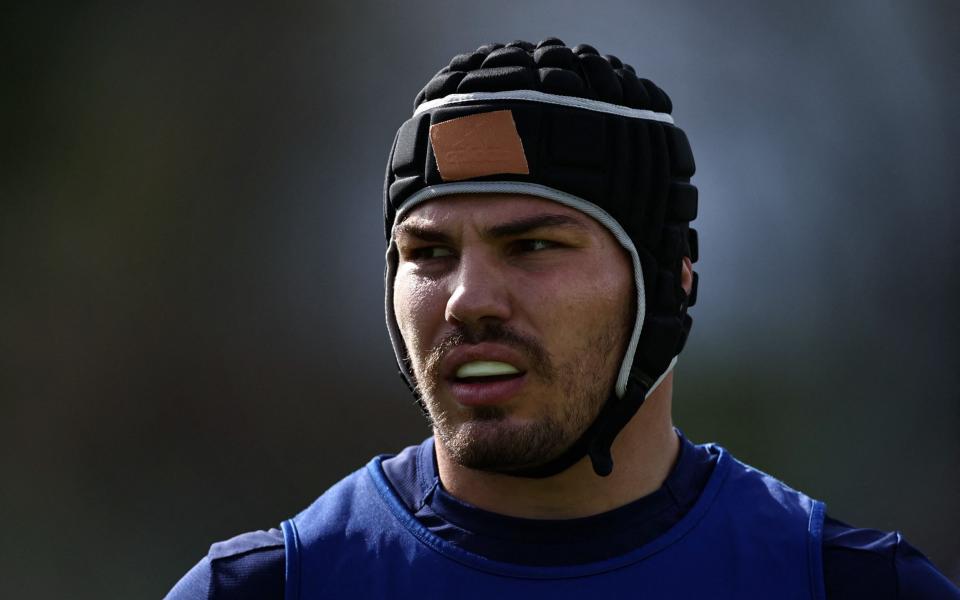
392 194 634 474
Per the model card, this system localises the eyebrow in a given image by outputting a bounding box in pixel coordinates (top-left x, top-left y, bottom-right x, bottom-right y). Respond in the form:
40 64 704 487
487 214 589 238
395 213 589 243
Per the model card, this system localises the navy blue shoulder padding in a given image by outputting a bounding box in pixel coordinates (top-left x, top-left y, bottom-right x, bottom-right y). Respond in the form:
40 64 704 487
207 530 284 600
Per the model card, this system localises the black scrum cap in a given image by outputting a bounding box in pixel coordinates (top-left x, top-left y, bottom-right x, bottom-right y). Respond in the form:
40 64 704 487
383 38 699 478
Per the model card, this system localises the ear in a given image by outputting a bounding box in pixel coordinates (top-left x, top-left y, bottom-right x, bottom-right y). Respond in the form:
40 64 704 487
680 256 693 296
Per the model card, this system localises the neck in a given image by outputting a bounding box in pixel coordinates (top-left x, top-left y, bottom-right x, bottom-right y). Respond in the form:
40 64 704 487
434 372 681 519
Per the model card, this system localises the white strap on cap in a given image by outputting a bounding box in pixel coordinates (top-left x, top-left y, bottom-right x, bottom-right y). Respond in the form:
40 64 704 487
414 90 675 124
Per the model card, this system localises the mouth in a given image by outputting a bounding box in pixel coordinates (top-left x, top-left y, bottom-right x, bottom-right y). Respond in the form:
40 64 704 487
454 360 524 383
447 359 528 406
436 341 535 407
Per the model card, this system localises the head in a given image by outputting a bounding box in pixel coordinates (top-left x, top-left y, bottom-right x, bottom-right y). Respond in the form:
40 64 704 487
383 38 699 477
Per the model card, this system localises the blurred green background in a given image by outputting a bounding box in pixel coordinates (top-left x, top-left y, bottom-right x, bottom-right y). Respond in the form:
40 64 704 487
2 1 958 597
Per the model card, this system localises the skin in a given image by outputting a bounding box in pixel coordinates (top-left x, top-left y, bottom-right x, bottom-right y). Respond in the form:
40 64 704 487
392 193 693 519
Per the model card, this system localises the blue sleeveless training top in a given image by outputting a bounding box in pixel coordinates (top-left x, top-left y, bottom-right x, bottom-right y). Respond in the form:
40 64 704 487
281 444 826 599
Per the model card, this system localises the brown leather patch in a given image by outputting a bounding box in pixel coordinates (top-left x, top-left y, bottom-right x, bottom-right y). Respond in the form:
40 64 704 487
429 110 530 182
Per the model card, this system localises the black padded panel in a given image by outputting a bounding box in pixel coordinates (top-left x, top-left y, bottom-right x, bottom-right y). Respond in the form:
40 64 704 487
606 117 633 227
625 116 652 237
536 37 565 48
457 66 538 93
668 182 698 221
572 43 599 56
422 70 467 103
538 166 610 207
506 39 535 51
665 126 696 178
481 46 536 69
449 52 485 71
657 227 685 270
534 45 576 70
390 113 430 176
639 78 672 114
546 109 606 167
640 122 671 249
656 270 678 311
537 67 587 96
688 228 699 263
635 315 683 367
388 175 421 206
475 43 504 55
616 68 650 109
580 54 623 104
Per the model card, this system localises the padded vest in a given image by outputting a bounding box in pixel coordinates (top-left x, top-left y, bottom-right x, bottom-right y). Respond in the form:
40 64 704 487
281 445 826 599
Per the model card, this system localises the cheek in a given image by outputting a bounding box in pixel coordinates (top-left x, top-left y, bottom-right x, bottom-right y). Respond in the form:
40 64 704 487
393 270 445 356
596 256 635 332
536 256 634 344
549 252 633 310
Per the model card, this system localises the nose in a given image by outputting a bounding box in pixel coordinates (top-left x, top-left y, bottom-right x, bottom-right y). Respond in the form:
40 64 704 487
445 250 512 327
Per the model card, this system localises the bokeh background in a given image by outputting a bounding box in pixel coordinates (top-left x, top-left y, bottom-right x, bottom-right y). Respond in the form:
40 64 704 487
2 1 958 597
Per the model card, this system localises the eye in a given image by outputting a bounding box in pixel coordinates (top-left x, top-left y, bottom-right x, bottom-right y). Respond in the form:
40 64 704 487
407 246 454 260
514 239 559 253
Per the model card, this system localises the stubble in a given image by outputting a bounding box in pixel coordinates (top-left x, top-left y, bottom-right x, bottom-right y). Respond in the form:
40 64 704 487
413 320 625 474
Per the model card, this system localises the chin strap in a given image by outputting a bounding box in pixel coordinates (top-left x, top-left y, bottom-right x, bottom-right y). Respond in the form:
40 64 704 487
506 367 656 479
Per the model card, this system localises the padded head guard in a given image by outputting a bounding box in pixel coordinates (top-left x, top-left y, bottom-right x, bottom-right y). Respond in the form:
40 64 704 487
384 38 699 478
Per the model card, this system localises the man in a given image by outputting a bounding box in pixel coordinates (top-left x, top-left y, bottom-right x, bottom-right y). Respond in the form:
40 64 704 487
167 38 959 599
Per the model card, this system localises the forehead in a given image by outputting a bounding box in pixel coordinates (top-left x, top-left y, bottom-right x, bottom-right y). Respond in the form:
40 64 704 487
395 193 602 233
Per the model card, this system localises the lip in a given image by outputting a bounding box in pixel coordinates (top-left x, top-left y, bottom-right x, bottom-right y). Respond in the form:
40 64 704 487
449 374 528 407
441 343 529 407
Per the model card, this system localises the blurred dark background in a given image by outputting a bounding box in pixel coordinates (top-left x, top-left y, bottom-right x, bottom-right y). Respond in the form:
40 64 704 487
2 1 958 597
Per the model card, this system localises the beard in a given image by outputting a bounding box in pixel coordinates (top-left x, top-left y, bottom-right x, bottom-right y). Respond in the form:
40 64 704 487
411 321 625 474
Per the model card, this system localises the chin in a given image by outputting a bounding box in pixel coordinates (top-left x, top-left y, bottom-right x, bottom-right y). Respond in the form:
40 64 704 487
437 414 573 473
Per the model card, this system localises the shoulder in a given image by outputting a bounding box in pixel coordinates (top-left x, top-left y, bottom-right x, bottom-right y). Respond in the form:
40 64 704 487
711 447 821 523
822 515 960 599
290 450 421 542
716 451 959 597
165 462 395 599
164 529 285 600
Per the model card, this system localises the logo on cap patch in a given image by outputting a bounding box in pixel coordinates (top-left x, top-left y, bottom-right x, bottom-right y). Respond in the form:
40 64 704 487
429 110 530 182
